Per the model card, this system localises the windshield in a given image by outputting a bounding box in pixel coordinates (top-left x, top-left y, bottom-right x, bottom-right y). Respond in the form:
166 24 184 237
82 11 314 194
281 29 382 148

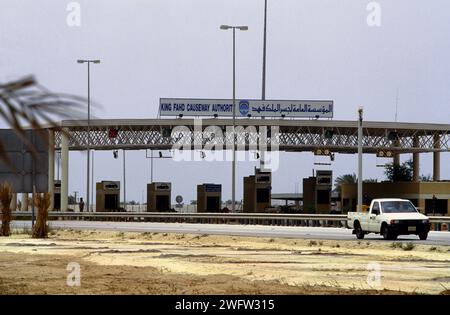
381 201 418 214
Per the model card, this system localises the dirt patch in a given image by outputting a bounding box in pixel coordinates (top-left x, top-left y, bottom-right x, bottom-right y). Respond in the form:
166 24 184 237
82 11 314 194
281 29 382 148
0 252 401 295
0 229 449 295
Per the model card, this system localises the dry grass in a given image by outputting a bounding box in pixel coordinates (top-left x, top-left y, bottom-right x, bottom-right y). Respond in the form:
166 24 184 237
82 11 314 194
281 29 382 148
31 193 50 239
0 183 13 237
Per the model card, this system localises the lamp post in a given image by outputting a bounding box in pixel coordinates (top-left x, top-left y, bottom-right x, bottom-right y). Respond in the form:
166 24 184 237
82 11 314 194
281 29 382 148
123 150 126 208
77 59 100 212
260 0 268 171
220 25 248 212
357 107 363 212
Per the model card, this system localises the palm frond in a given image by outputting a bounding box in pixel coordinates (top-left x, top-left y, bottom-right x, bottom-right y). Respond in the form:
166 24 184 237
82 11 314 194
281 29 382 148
0 75 94 166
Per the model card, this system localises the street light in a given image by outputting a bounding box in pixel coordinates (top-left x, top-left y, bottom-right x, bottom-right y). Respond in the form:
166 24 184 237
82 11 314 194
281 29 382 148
357 107 363 213
260 0 268 171
220 24 248 212
77 59 100 212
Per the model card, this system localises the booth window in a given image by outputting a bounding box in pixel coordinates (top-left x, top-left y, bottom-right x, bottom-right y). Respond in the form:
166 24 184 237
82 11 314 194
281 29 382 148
316 190 330 204
156 195 170 211
206 196 221 212
256 188 270 203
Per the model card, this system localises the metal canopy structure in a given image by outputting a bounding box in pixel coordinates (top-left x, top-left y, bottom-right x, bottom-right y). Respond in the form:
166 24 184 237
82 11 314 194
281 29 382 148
53 118 450 153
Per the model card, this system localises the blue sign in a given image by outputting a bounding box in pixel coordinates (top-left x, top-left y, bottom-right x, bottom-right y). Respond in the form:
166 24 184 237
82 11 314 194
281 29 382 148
205 184 221 193
239 100 250 116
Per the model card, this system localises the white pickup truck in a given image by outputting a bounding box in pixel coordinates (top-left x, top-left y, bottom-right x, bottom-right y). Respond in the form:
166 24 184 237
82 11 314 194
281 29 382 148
347 198 431 240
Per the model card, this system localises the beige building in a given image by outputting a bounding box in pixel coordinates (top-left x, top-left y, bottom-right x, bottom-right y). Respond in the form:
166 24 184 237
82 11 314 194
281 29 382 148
341 182 450 215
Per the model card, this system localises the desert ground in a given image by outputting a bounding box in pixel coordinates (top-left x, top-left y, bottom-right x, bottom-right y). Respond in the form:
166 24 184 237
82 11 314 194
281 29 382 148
0 228 449 295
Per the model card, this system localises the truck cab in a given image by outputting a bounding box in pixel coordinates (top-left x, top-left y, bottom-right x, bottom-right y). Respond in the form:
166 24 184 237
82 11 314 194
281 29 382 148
347 198 430 240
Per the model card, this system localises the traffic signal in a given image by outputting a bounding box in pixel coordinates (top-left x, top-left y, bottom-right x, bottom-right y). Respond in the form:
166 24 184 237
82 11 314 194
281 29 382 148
108 128 118 139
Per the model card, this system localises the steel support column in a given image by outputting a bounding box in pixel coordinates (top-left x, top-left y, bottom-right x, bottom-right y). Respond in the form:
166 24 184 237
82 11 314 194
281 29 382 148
61 128 69 211
48 129 55 210
393 154 400 166
433 134 441 181
413 136 420 182
10 193 17 211
21 193 28 211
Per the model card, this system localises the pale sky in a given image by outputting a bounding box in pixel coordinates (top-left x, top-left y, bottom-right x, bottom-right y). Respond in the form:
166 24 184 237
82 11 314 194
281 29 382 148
1 0 449 203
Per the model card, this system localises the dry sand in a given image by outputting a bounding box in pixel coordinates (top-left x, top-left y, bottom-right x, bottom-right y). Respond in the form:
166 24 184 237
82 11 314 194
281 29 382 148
0 229 449 295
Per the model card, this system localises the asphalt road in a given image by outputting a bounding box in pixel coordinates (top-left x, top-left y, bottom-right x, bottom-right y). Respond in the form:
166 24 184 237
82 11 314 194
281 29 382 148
13 220 450 246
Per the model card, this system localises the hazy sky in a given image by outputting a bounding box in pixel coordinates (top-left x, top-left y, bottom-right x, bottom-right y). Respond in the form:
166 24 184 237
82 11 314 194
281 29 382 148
1 0 449 203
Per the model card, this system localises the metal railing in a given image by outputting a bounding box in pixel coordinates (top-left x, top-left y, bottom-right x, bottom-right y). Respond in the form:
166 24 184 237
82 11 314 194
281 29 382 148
8 211 450 228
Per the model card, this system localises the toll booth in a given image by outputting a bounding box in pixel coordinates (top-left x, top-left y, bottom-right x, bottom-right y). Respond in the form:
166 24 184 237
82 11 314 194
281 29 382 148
243 168 272 213
53 180 61 211
197 184 222 213
147 182 172 212
303 170 332 213
96 181 120 212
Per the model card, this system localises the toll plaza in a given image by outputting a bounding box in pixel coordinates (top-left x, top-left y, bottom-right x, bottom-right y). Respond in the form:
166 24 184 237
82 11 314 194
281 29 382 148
27 117 449 214
147 182 172 212
96 181 120 212
197 183 222 213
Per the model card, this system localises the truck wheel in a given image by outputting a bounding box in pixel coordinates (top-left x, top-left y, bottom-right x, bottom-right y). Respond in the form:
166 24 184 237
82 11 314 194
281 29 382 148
354 222 365 239
419 232 428 240
381 225 397 240
381 225 392 240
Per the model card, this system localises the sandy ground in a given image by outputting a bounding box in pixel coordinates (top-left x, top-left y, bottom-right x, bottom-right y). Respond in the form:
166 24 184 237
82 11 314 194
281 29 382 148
0 229 449 295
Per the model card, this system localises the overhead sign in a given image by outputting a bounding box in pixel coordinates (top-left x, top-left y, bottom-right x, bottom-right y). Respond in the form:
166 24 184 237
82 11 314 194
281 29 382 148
159 98 333 118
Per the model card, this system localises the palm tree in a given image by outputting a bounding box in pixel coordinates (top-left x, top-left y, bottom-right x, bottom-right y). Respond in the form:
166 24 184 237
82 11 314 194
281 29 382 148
334 173 357 195
384 159 413 182
0 75 87 165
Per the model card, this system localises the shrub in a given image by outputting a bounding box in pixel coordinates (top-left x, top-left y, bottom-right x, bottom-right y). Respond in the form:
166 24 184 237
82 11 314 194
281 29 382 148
402 242 415 251
390 242 403 249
